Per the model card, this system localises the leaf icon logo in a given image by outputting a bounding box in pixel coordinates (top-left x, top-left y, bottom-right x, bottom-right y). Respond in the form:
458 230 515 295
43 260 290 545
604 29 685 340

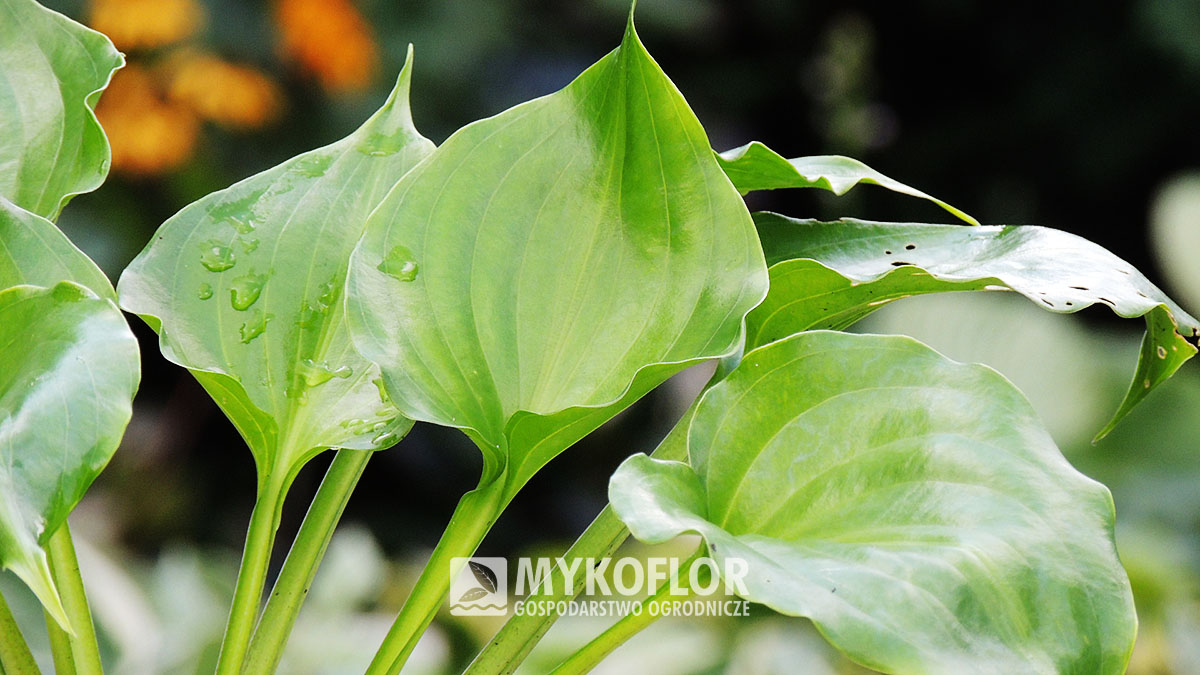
469 560 498 593
457 587 489 603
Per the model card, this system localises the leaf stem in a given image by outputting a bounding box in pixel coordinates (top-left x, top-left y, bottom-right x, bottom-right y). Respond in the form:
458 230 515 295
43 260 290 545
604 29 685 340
215 469 290 674
464 397 697 675
365 479 507 675
547 548 706 675
44 523 102 675
243 449 372 674
43 609 72 675
0 588 40 674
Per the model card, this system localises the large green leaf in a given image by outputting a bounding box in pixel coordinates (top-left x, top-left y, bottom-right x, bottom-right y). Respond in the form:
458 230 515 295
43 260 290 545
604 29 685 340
346 17 767 498
715 141 978 224
0 0 123 220
748 214 1200 438
1 196 114 300
0 282 139 629
609 331 1136 674
118 51 432 487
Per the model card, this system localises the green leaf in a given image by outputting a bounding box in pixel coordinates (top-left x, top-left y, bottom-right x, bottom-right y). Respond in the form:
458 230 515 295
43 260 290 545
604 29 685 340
1 196 115 300
716 141 978 225
748 214 1200 439
609 331 1136 674
0 0 123 220
0 282 139 629
346 17 767 498
118 51 432 486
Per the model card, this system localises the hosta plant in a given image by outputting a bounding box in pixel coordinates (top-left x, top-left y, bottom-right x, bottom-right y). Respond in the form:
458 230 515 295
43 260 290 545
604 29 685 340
2 1 1197 674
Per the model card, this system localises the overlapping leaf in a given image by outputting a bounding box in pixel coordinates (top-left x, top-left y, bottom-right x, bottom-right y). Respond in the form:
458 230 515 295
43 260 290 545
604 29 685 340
0 0 123 220
346 17 767 497
118 52 432 485
610 331 1136 674
748 214 1200 438
0 283 138 628
1 196 114 299
715 141 977 224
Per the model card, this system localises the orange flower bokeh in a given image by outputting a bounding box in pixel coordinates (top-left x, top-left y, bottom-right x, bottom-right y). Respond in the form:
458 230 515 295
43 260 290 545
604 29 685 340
95 65 200 175
164 51 282 130
89 0 380 175
274 0 379 93
88 0 204 51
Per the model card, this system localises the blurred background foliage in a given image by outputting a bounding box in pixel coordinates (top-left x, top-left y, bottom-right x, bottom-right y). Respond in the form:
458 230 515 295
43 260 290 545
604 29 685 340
2 0 1198 672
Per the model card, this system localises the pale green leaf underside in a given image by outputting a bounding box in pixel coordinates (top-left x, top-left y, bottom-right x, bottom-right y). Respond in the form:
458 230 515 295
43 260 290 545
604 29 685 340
117 51 431 478
1 196 114 300
0 0 123 220
0 282 139 628
610 331 1135 675
716 141 978 225
748 214 1199 438
347 19 767 493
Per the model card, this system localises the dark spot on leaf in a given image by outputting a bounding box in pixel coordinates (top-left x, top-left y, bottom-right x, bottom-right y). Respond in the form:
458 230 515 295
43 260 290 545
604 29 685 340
884 250 892 255
891 261 912 267
905 244 916 250
1098 297 1115 305
1065 301 1073 306
1069 286 1088 291
1041 298 1054 307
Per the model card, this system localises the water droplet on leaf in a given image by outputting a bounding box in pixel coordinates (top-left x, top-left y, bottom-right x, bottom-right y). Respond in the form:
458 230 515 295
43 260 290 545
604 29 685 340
200 241 237 272
239 237 260 253
378 245 419 282
198 283 213 300
356 131 410 157
210 188 266 234
297 359 353 387
239 311 272 343
230 271 269 311
292 153 334 177
372 377 391 404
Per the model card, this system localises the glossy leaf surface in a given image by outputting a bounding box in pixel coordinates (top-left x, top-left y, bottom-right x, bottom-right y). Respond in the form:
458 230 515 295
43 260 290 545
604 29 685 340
610 331 1136 674
0 283 138 628
716 141 977 224
0 0 123 220
118 53 431 483
347 18 767 495
0 196 114 300
749 214 1200 438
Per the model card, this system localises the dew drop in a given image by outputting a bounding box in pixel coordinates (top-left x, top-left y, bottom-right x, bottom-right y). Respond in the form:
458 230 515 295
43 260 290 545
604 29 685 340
356 131 409 157
230 271 269 311
378 245 419 281
210 188 266 234
372 377 392 404
298 359 353 387
239 237 260 253
292 153 334 177
372 431 399 447
197 283 213 300
200 241 237 272
317 280 338 307
297 303 325 328
239 311 272 343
